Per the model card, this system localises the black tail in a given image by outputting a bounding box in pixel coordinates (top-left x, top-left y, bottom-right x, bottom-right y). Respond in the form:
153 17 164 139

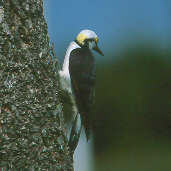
82 113 91 142
68 113 82 153
84 126 90 142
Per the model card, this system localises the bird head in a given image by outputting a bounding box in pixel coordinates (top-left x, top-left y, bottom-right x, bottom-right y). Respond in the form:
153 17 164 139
76 29 104 56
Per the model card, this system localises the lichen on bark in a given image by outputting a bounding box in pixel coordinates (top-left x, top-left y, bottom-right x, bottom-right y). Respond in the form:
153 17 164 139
0 0 73 170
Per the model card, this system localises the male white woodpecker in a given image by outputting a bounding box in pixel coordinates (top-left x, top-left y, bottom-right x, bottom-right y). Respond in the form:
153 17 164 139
59 29 104 153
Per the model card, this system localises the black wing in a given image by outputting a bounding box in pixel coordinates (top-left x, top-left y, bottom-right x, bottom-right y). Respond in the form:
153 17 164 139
69 47 95 139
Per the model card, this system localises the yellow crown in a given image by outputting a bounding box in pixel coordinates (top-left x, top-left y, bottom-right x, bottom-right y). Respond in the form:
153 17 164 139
76 33 88 45
76 33 99 45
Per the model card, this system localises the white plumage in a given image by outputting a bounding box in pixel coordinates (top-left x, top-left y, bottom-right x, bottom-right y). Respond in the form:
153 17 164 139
59 41 80 94
78 29 98 39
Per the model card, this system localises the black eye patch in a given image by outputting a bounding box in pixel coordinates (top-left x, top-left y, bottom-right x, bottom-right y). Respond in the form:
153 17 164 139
84 38 94 43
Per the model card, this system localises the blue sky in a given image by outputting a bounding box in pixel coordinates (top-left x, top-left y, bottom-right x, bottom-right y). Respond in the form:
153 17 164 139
44 0 170 60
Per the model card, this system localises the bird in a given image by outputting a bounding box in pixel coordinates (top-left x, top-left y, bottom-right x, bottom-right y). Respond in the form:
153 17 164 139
59 29 104 153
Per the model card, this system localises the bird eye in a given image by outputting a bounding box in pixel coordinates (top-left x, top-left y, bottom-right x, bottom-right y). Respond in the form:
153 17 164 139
85 38 94 42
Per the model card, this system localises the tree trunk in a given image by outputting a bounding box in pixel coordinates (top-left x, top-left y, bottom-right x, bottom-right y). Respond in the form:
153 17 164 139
0 0 73 170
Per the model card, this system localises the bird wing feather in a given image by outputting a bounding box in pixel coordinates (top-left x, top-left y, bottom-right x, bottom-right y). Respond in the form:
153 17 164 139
69 47 95 139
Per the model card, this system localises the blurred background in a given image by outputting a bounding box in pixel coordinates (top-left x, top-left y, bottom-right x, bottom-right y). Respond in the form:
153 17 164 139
44 1 171 170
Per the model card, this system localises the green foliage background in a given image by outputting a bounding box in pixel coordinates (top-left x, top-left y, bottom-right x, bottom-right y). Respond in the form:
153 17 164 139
93 40 171 171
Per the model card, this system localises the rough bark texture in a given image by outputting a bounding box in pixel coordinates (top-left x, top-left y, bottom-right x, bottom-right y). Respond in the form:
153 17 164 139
0 0 73 170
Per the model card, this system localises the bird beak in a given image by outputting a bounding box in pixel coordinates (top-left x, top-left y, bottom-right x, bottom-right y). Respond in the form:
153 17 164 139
93 45 104 56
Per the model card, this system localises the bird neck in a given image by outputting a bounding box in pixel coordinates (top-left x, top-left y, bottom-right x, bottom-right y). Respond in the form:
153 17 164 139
62 41 80 72
75 39 82 47
75 39 91 52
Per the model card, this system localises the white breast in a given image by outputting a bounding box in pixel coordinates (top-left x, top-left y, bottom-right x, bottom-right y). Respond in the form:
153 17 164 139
59 41 80 93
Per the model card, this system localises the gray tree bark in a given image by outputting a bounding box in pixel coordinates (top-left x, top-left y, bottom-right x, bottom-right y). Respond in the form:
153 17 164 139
0 0 73 170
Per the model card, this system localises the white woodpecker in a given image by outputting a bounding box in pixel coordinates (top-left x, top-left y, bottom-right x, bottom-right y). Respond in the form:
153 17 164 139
59 29 104 153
